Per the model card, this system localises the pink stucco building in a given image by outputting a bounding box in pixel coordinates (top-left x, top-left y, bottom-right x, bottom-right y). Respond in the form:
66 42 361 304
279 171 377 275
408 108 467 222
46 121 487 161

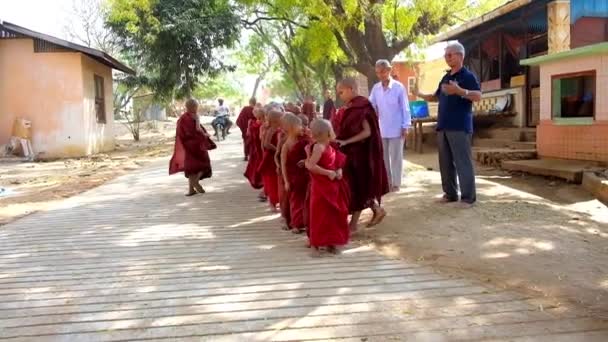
521 43 608 162
0 21 134 159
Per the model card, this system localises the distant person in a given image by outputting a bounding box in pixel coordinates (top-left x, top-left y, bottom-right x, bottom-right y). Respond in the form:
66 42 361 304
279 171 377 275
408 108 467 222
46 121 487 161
302 96 316 123
236 98 257 161
322 89 336 120
369 59 412 193
169 99 216 196
415 41 481 208
214 98 233 134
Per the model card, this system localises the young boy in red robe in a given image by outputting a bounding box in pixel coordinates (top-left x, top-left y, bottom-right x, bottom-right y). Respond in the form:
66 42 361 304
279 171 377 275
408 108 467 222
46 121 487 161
258 110 283 212
275 119 291 229
280 113 311 234
305 119 350 257
169 99 216 196
244 106 264 191
236 98 257 161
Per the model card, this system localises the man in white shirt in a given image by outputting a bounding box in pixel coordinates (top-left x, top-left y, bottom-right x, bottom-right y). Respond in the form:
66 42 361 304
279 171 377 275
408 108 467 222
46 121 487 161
369 60 412 192
214 98 233 134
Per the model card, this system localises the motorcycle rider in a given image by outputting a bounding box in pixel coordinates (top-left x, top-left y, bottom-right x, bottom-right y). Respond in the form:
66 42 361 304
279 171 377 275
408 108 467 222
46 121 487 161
213 99 233 135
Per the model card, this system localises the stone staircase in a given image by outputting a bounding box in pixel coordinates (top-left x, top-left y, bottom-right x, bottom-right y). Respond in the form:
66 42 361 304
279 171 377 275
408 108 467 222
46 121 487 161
473 128 537 167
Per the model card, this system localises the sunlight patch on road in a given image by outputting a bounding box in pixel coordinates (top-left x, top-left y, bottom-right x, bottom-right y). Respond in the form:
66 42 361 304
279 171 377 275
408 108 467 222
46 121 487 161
118 223 215 246
482 252 510 259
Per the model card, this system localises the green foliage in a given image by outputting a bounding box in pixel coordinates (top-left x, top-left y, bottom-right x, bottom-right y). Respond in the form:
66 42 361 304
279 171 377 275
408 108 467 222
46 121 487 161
107 0 241 99
193 74 247 103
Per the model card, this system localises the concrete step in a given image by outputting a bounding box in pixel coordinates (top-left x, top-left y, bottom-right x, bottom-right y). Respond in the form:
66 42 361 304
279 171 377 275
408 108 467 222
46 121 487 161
477 128 537 142
473 138 512 148
474 148 537 167
509 141 537 150
501 158 603 183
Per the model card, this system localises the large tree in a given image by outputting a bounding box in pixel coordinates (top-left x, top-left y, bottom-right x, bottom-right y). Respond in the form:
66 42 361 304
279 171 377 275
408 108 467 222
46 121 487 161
241 0 507 88
107 0 241 99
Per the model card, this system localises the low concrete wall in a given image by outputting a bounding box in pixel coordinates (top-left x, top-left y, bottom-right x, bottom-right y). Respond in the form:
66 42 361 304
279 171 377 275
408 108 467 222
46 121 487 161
582 172 608 205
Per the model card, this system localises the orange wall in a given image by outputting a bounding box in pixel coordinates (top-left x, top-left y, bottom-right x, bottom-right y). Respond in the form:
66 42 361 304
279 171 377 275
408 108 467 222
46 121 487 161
0 38 115 158
392 62 417 101
81 54 115 155
0 38 85 157
537 121 608 162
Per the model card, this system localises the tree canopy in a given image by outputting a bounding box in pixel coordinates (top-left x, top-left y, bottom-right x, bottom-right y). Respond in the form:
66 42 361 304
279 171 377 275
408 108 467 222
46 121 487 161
240 0 507 89
107 0 241 99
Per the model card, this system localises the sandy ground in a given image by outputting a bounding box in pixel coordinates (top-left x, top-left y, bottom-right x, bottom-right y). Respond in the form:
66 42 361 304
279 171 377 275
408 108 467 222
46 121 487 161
353 146 608 319
0 121 178 226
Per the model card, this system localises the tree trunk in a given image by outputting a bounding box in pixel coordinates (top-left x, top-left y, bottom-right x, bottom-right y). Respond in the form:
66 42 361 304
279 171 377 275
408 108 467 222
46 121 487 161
251 76 262 99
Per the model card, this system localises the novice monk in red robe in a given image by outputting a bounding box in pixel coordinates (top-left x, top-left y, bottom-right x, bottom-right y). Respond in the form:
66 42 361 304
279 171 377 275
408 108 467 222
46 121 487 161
305 119 350 257
335 78 389 232
275 120 291 229
301 96 316 123
169 99 216 196
258 110 283 212
244 106 264 191
281 113 311 234
236 98 257 161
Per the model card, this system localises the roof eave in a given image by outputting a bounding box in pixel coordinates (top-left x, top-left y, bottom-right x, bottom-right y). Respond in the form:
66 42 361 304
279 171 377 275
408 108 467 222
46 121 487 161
520 42 608 66
1 21 135 75
432 0 534 43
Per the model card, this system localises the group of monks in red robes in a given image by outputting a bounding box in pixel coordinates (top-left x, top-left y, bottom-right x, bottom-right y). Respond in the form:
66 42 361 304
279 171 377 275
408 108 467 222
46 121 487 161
240 79 388 257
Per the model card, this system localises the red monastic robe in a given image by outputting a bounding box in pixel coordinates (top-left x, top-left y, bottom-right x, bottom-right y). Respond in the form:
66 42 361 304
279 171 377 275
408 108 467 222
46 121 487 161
308 144 350 247
301 102 315 123
285 134 311 229
244 120 263 189
258 128 281 206
236 105 255 155
276 132 291 225
334 96 389 212
169 112 215 178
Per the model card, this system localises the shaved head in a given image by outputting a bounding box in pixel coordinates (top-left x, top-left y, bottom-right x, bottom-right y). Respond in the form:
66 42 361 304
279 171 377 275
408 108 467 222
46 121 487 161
297 114 309 127
249 97 257 106
337 77 359 103
338 77 358 92
310 119 335 140
185 99 198 113
283 112 302 129
268 109 284 122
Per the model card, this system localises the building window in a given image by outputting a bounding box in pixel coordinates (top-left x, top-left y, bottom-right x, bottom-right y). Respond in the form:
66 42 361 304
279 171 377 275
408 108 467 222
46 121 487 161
551 71 596 119
407 77 416 96
94 75 106 124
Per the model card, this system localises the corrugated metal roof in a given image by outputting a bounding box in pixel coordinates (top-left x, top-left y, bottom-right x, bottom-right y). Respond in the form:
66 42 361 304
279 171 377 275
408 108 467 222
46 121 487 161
0 21 135 75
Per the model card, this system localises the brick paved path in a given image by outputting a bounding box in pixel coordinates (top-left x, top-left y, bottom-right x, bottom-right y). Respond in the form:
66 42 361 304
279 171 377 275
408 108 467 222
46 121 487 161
1 135 607 341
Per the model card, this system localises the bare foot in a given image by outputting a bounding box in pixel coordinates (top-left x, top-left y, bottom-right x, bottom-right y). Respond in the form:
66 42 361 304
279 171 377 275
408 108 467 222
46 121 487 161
269 204 279 213
453 201 475 209
310 247 322 258
185 190 197 197
436 195 458 204
367 207 386 227
194 185 205 194
328 246 341 255
281 224 291 231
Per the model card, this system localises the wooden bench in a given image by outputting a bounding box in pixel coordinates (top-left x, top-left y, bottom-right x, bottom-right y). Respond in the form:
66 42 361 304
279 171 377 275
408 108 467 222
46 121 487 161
410 117 437 154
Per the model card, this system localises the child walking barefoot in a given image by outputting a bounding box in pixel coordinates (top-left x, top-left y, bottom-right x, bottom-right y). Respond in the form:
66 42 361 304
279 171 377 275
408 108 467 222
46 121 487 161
305 119 350 257
258 110 284 212
281 113 311 234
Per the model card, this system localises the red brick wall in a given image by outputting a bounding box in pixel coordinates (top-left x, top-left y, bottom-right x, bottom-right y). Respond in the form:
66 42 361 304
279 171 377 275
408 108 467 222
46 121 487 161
537 120 608 162
391 62 418 102
571 17 608 50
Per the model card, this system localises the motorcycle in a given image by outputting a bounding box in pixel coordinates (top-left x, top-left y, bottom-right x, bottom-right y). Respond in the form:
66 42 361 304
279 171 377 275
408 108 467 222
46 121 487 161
211 113 230 141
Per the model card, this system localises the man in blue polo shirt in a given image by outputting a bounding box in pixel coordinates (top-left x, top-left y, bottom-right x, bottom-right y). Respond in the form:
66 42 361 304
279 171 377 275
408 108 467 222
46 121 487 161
415 42 481 207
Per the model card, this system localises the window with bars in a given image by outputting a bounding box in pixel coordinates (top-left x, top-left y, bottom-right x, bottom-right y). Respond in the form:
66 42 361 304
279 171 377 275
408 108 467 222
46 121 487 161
94 75 106 124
